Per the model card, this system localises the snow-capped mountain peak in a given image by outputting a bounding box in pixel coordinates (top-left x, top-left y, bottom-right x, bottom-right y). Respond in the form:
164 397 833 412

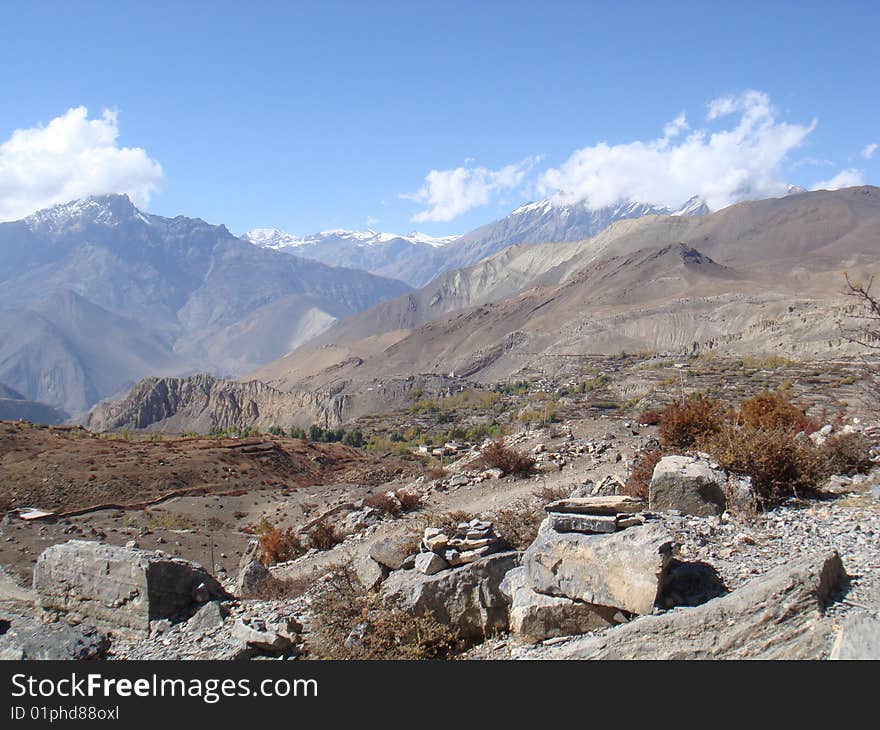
24 194 144 232
243 227 459 251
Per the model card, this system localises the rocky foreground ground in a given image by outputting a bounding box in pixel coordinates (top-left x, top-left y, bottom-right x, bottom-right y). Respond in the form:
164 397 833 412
1 401 878 661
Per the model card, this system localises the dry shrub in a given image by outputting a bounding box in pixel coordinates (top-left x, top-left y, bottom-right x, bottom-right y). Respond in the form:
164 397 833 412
706 426 821 508
658 394 725 450
306 518 343 551
256 517 305 565
365 491 402 516
533 483 571 504
738 391 818 434
623 449 662 499
480 439 535 476
638 408 665 426
818 432 873 477
365 489 423 516
491 500 546 550
426 466 448 480
307 563 460 659
396 489 423 512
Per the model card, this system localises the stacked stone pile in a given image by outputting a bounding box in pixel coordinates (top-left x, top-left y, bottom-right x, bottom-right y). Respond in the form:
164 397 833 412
416 519 505 575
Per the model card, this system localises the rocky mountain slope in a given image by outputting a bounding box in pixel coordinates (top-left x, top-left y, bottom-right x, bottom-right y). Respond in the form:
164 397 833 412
0 196 410 414
244 196 709 288
252 186 880 393
83 186 880 432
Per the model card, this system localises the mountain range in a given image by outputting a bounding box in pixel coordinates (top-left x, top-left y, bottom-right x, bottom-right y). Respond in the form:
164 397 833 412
245 195 710 287
0 195 410 415
85 185 880 433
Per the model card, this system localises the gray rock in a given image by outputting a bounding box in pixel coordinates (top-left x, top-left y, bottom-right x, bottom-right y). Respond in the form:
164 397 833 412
0 615 110 660
830 612 880 659
649 455 727 516
235 560 272 598
355 555 388 590
186 601 227 633
502 566 617 644
232 618 292 653
415 552 448 575
368 535 416 570
33 540 228 638
523 519 673 615
535 551 845 659
382 551 520 640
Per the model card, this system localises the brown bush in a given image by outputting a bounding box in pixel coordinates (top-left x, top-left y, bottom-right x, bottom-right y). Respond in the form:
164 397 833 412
307 563 460 659
426 466 448 480
306 518 343 551
638 408 665 426
396 489 423 512
248 574 313 601
706 425 822 508
818 432 873 477
623 449 662 499
365 491 402 516
256 517 305 565
737 391 818 434
533 483 571 504
658 394 725 450
480 439 535 476
365 489 423 516
491 500 546 550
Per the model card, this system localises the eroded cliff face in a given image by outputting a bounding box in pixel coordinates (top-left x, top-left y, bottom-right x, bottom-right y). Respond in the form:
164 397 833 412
82 372 464 433
82 374 341 432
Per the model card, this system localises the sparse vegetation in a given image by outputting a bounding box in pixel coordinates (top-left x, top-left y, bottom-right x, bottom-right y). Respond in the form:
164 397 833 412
256 516 305 565
623 449 662 499
307 563 460 659
641 390 873 508
491 499 546 550
306 518 344 550
480 439 535 476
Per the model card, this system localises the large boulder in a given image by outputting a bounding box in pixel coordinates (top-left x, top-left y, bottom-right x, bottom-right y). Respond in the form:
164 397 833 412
381 551 520 640
649 455 728 516
533 551 845 660
33 540 229 638
523 519 673 616
501 566 618 644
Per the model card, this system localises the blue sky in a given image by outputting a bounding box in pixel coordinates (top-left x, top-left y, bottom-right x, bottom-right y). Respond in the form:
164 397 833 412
0 0 877 236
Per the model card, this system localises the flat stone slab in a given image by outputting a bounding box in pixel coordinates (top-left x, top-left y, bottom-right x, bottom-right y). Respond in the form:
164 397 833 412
544 496 644 515
549 513 619 534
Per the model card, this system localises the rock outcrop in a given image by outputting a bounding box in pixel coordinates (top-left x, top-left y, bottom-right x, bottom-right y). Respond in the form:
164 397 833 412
522 519 673 616
382 551 520 640
34 540 229 638
531 551 845 659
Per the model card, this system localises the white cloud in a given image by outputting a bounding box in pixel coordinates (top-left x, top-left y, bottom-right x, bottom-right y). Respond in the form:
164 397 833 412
862 142 878 160
811 168 864 191
663 113 689 138
0 106 164 221
403 157 539 223
539 90 817 212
